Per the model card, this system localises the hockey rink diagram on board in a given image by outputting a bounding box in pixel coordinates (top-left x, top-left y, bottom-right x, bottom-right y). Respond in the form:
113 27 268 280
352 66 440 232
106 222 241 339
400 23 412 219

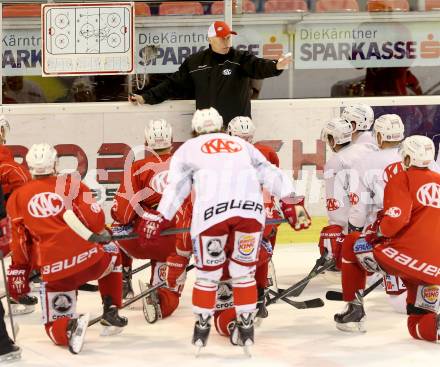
42 3 134 76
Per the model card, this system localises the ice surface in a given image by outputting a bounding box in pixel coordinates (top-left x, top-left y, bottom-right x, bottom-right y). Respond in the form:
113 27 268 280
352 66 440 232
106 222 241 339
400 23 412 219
3 244 440 367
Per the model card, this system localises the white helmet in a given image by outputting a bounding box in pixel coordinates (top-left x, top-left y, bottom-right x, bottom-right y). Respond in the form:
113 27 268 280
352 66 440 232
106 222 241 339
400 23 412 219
341 104 374 131
0 115 10 144
26 143 58 175
373 114 405 144
227 116 255 142
321 117 353 148
399 135 435 168
191 108 223 134
144 119 172 150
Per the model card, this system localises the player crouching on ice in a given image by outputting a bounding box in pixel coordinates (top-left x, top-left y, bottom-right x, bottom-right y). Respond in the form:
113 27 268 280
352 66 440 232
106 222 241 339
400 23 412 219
111 119 185 323
136 107 311 355
6 144 127 354
335 135 440 342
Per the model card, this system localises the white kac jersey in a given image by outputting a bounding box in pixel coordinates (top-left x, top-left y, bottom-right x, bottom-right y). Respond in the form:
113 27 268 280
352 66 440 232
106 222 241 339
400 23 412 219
158 133 295 237
324 141 378 233
348 147 402 230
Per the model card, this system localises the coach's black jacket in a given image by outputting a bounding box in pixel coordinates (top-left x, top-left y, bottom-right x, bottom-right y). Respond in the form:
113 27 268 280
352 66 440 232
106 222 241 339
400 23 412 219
141 46 283 126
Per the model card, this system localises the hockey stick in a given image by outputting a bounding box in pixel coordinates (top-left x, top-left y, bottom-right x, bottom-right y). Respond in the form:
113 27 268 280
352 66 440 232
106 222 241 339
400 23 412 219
111 218 288 241
286 255 327 298
266 259 335 306
0 252 16 342
325 277 383 302
88 264 195 327
267 289 324 309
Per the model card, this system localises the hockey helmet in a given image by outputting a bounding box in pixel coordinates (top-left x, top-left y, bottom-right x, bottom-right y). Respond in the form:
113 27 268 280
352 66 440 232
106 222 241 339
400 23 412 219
26 143 58 175
145 119 172 150
0 115 10 144
399 135 434 168
373 114 405 145
191 108 223 135
227 116 255 142
341 104 374 131
321 117 353 148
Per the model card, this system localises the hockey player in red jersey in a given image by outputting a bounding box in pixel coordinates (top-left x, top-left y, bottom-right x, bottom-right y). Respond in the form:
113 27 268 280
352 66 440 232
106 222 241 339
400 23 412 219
7 144 127 354
0 115 37 316
335 135 440 342
111 119 183 323
138 107 311 353
227 116 281 319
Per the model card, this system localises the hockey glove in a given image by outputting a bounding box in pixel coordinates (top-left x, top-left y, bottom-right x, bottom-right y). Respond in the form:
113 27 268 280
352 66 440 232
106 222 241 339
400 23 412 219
166 254 189 289
7 264 30 301
353 237 384 274
319 225 344 265
135 209 171 241
364 215 384 245
0 216 11 256
88 228 112 244
280 195 311 231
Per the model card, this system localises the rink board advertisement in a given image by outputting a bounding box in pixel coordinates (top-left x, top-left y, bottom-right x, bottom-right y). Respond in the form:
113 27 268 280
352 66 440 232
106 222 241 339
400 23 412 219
295 21 440 69
3 24 288 76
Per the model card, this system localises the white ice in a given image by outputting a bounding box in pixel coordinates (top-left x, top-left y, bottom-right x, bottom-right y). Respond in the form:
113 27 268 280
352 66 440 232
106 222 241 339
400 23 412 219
3 244 440 367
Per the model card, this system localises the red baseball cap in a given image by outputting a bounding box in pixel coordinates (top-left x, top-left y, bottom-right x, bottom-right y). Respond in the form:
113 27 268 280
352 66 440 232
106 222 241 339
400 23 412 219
207 21 237 38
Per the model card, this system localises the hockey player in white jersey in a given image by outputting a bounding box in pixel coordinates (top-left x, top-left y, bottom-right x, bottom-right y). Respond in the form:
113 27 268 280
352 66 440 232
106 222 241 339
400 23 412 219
336 115 407 329
341 104 376 146
319 116 378 270
136 107 311 354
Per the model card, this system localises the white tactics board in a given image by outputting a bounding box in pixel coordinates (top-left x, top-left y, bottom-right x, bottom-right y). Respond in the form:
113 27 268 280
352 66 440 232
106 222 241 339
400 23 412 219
42 2 134 76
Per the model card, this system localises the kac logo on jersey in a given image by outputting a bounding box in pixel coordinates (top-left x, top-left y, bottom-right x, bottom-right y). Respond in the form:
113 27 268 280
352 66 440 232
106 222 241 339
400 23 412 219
416 182 440 208
201 139 243 154
222 69 232 76
349 192 359 205
28 192 64 218
90 202 102 214
383 162 404 183
151 170 169 194
326 198 340 211
385 206 401 218
158 263 167 281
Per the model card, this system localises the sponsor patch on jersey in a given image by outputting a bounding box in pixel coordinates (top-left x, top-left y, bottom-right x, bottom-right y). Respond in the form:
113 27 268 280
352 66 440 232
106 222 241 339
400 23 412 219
52 293 73 313
349 192 359 205
421 285 439 304
222 68 232 76
207 239 223 257
416 182 440 208
416 285 440 313
353 238 373 254
201 139 243 154
238 235 256 256
326 198 340 211
385 206 401 218
28 192 64 218
200 235 227 267
217 282 233 303
158 263 167 281
90 202 102 214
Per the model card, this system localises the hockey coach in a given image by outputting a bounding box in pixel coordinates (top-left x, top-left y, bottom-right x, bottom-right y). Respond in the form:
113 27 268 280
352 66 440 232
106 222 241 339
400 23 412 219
129 21 291 126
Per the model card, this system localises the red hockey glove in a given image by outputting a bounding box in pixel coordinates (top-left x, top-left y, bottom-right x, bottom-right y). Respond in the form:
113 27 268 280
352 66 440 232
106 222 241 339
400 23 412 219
318 225 344 266
7 264 30 301
135 208 171 241
364 215 384 245
280 195 311 231
166 254 189 289
0 216 11 257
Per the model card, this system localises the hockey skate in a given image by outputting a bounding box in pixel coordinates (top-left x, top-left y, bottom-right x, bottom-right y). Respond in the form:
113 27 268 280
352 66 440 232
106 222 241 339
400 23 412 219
334 298 366 333
0 339 21 362
229 312 254 357
122 267 134 301
67 313 90 354
138 280 162 324
192 314 211 357
255 288 268 327
100 296 128 336
10 294 38 316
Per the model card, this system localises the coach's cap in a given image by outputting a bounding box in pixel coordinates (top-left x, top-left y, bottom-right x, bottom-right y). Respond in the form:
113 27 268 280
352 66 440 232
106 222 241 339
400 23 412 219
207 21 237 38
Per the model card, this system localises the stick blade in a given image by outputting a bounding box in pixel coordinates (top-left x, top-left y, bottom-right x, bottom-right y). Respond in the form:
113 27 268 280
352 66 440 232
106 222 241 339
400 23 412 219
326 291 343 301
